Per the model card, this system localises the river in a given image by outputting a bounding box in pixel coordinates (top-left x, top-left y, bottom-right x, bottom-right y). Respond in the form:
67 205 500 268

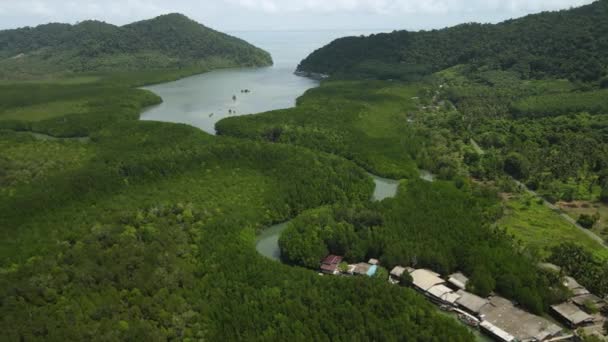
140 29 483 341
141 30 385 134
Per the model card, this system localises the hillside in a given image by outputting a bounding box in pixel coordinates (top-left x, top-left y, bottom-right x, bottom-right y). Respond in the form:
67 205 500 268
0 14 272 79
297 0 608 82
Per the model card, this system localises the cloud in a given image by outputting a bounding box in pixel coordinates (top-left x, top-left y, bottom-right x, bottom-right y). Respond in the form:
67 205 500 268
0 0 596 31
224 0 594 14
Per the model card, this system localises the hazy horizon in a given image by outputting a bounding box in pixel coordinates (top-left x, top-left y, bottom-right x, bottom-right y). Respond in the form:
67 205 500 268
0 0 595 32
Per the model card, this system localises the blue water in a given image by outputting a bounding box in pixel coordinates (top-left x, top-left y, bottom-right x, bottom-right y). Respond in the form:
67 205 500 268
140 30 386 134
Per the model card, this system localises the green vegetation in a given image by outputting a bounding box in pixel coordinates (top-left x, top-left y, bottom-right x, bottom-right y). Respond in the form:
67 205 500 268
3 1 608 339
550 243 608 298
0 13 272 80
498 194 608 260
278 180 568 314
218 81 427 179
298 0 608 82
512 89 608 117
0 69 471 341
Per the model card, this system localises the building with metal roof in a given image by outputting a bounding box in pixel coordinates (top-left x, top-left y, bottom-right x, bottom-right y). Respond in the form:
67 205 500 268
410 269 445 292
551 302 594 328
447 272 469 290
455 290 489 315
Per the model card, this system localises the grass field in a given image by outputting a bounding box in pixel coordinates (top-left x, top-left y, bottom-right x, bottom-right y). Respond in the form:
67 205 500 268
498 193 608 260
558 200 608 242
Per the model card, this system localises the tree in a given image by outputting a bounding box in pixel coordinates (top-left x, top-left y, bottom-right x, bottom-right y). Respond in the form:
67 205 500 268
504 152 530 180
468 267 496 297
400 271 413 286
600 185 608 204
577 214 596 229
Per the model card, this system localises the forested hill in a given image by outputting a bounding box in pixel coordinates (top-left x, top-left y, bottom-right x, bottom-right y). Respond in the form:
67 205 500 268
0 13 272 79
297 0 608 81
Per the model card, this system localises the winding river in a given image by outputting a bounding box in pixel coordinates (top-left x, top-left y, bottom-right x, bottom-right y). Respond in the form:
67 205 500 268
256 175 402 261
139 29 484 341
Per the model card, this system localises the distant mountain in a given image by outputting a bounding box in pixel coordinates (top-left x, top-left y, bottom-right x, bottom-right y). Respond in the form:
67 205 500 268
297 0 608 81
0 13 272 79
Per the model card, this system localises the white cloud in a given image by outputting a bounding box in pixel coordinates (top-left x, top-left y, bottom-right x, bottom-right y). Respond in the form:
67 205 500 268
0 0 596 30
224 0 594 14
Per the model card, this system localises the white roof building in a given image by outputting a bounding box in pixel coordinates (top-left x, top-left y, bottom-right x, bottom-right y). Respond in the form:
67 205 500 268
455 290 489 315
426 284 461 304
448 272 469 290
390 266 407 279
410 269 445 291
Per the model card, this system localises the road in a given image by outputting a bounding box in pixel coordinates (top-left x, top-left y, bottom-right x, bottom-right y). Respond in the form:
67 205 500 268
470 139 607 248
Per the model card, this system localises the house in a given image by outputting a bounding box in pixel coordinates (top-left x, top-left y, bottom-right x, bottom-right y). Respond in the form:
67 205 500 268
320 255 343 275
354 263 378 277
455 290 489 316
427 284 461 305
447 272 469 290
368 258 380 265
410 269 445 292
551 302 594 328
564 276 591 296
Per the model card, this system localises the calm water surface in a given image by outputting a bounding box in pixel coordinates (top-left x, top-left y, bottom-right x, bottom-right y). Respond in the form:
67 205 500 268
141 30 385 134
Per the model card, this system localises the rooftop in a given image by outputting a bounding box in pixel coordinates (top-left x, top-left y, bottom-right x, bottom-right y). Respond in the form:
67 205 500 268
551 302 594 327
322 255 343 265
572 294 606 309
564 276 590 296
411 269 445 291
480 321 516 342
456 290 489 315
480 296 562 341
353 263 378 277
390 266 407 278
427 284 461 304
448 272 469 290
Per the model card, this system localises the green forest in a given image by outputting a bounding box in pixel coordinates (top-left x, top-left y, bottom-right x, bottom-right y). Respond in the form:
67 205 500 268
298 0 608 82
0 14 272 79
3 1 608 341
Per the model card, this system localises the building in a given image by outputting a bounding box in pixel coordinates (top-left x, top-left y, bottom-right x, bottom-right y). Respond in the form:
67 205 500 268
564 276 591 296
427 284 461 305
551 302 594 328
410 269 445 292
390 266 407 279
320 255 343 275
480 321 516 342
480 296 562 341
455 290 489 316
447 272 469 290
368 258 380 265
572 293 607 312
353 263 378 277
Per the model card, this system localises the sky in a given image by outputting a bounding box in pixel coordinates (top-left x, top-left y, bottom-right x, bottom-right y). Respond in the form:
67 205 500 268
0 0 596 32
